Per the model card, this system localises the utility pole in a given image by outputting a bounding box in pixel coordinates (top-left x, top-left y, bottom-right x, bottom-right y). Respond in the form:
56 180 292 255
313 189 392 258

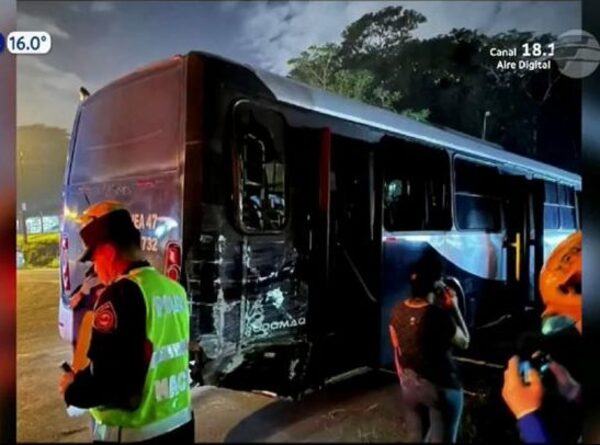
21 204 28 244
18 150 28 244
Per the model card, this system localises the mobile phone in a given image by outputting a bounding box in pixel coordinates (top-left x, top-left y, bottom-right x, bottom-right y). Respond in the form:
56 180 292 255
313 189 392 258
60 361 73 373
519 360 532 385
530 351 551 374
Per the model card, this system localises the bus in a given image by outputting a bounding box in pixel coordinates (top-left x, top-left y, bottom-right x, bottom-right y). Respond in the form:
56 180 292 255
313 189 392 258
58 51 581 397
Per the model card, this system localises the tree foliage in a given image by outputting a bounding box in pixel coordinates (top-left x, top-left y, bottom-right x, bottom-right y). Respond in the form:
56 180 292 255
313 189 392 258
340 6 426 61
287 8 579 172
17 125 70 214
288 43 342 90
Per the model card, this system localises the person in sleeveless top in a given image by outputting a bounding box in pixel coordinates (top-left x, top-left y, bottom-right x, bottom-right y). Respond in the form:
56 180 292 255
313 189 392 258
389 253 469 443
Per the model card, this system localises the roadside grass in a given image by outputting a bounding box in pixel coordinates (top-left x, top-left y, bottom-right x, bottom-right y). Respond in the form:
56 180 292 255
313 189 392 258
17 233 59 268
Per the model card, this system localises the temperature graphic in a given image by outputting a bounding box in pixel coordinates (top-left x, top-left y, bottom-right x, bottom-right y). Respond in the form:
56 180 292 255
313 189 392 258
7 31 52 55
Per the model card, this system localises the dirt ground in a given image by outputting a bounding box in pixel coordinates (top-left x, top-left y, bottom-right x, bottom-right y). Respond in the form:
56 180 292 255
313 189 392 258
17 269 90 442
17 268 523 443
17 269 415 443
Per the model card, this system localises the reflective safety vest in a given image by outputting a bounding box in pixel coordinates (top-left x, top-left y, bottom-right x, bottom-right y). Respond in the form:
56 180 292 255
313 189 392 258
90 266 192 442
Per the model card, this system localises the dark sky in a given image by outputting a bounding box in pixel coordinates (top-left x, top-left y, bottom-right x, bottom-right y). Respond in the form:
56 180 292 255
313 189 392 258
17 1 581 130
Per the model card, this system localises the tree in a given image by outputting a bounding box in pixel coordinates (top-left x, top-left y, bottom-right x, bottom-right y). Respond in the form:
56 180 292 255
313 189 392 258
288 43 343 90
394 28 569 161
330 69 375 103
17 125 70 215
340 6 426 63
288 43 402 111
287 9 579 172
287 7 428 115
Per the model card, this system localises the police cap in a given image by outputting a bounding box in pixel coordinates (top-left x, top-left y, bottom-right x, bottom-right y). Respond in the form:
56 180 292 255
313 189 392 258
77 201 140 263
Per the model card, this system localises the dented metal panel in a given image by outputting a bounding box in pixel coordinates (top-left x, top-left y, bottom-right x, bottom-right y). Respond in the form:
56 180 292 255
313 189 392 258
185 214 310 390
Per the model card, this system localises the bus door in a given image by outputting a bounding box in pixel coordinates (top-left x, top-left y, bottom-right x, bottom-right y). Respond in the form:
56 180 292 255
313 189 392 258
500 171 536 321
228 102 313 393
325 135 380 376
282 126 332 388
529 179 546 312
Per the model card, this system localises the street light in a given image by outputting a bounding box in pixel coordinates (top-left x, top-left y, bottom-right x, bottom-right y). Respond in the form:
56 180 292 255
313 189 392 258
482 110 492 140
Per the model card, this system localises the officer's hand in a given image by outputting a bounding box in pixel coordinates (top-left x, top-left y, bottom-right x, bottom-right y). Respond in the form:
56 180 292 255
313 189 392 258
549 360 581 402
502 356 543 419
69 274 102 309
80 272 101 295
59 371 75 396
69 290 84 309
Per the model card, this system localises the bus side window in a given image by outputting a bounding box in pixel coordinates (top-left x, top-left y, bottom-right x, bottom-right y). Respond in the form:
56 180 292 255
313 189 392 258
559 184 576 230
454 158 502 232
233 104 287 233
383 144 450 231
543 182 576 230
576 190 582 229
543 182 560 230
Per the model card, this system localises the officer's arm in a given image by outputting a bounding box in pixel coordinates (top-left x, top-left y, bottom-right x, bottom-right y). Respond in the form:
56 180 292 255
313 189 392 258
64 365 107 408
64 280 148 409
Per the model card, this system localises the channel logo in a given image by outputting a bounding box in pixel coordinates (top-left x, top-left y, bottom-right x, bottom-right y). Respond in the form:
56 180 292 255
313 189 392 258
554 30 600 79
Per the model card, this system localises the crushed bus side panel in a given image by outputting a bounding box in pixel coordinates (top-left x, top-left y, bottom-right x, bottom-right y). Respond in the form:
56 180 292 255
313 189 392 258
185 220 310 395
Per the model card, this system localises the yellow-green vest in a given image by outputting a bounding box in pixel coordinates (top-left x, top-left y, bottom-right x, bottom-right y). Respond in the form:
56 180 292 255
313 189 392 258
90 266 192 442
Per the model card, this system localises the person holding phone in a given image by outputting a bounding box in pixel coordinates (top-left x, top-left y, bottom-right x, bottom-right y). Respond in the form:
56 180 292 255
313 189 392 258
389 253 470 443
502 355 581 443
502 231 582 443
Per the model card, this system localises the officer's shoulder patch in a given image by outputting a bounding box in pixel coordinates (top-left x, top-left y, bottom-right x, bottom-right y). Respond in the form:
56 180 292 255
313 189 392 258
93 301 118 333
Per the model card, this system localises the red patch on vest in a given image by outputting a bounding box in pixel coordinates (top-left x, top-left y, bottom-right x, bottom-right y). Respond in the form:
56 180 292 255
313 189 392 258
93 302 117 333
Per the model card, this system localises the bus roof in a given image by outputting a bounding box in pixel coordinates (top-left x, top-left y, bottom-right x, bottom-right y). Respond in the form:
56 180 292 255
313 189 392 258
89 51 580 188
248 65 580 188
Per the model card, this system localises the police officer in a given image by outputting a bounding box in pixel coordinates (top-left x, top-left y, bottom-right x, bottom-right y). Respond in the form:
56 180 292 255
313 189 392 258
58 201 194 443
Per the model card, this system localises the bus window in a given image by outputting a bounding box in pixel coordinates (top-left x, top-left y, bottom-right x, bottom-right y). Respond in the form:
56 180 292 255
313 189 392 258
69 61 184 184
559 184 576 229
543 182 576 230
576 190 582 228
544 206 560 229
454 158 502 232
543 182 560 229
383 144 450 231
545 181 558 203
561 207 576 229
233 103 286 233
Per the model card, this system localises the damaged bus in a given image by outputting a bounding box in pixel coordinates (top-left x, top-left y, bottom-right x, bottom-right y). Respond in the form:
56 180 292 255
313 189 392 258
59 52 581 397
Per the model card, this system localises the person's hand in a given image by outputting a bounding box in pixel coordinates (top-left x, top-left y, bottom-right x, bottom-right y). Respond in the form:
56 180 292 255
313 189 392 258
69 273 102 309
69 290 84 309
59 371 75 396
502 356 544 419
433 282 455 309
449 290 460 309
548 360 581 402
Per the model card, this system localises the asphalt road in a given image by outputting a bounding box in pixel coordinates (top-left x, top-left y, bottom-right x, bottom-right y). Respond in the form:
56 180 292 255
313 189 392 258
16 269 415 443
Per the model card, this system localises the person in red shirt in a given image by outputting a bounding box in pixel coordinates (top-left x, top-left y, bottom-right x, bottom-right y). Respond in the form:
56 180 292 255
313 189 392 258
389 253 470 443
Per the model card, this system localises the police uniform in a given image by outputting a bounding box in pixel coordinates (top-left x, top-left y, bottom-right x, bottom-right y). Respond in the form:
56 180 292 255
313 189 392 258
64 203 194 443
